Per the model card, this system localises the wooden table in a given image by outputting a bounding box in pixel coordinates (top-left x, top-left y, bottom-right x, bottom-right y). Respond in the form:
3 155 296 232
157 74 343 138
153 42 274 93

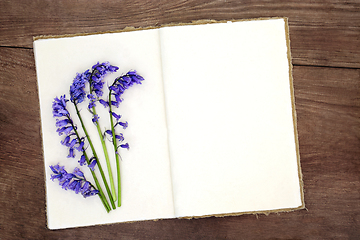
1 1 359 239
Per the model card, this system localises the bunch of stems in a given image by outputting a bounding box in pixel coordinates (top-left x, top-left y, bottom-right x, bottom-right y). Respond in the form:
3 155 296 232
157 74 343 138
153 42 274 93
73 104 116 210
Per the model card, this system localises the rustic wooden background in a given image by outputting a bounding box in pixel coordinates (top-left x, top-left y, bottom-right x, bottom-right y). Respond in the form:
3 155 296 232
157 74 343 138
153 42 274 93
1 0 359 239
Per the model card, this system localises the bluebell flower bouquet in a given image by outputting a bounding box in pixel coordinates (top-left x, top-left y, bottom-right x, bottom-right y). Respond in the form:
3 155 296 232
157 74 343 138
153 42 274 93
50 62 144 212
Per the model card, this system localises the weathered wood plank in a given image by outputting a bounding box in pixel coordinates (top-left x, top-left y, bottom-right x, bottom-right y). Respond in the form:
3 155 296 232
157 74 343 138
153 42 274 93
0 0 359 68
0 48 359 239
0 48 46 239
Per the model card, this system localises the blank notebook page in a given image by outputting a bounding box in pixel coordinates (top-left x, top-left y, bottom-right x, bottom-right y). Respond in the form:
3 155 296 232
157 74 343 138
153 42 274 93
159 19 302 217
34 29 175 229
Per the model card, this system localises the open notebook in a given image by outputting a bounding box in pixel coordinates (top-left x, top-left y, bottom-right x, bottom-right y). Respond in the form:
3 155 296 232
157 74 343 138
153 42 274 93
34 17 304 229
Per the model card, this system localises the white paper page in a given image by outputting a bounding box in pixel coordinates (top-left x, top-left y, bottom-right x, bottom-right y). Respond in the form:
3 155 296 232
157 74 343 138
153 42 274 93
34 29 175 229
160 19 303 217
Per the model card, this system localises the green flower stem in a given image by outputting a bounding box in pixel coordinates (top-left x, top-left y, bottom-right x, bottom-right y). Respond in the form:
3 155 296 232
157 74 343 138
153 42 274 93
74 104 116 210
84 152 111 212
92 106 117 202
109 91 121 207
69 116 111 212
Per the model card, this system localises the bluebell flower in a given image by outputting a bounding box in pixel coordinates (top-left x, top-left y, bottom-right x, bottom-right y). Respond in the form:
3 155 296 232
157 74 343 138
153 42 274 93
68 148 75 158
92 114 99 123
83 186 99 198
115 133 125 142
69 62 118 110
56 119 71 128
67 138 78 149
79 154 86 166
68 179 82 194
76 140 85 151
111 112 121 121
120 143 130 150
56 126 74 136
50 164 99 198
95 69 144 163
105 130 113 136
105 130 125 142
86 62 119 126
88 62 119 99
52 95 70 118
88 159 97 171
70 70 91 104
50 164 66 181
87 93 97 109
127 71 144 84
107 70 144 108
73 167 85 178
52 96 85 162
99 99 109 108
117 121 128 129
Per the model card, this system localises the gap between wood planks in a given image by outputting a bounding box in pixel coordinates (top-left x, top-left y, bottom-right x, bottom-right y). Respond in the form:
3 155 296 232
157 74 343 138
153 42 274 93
293 64 360 70
0 45 358 70
0 45 32 50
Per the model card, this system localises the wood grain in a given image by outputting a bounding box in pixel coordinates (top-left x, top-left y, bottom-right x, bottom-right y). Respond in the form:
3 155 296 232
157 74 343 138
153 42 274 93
0 47 46 239
0 0 359 68
0 0 359 239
